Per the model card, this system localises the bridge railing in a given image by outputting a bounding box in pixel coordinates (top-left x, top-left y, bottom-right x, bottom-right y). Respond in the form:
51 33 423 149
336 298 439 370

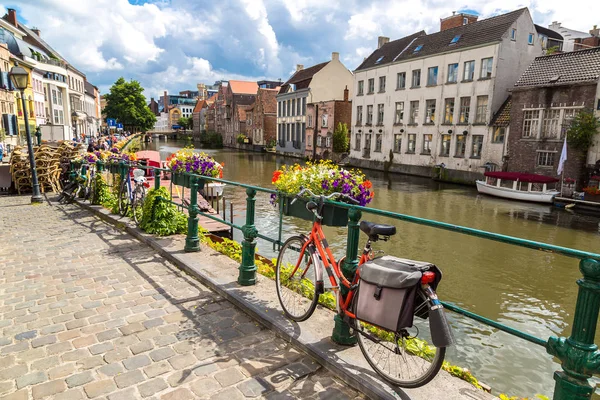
89 161 600 399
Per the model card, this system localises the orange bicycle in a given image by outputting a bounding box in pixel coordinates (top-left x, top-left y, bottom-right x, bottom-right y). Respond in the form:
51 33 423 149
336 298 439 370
275 188 454 388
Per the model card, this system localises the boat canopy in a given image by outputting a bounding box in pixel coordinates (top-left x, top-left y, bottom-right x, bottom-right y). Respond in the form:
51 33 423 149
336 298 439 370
483 171 559 183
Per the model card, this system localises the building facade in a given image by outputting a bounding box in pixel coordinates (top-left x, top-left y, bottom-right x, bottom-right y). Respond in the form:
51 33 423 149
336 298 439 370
349 8 542 183
0 42 16 150
247 88 278 149
277 52 354 157
507 48 600 186
222 80 258 146
67 65 86 140
31 68 46 127
84 81 99 138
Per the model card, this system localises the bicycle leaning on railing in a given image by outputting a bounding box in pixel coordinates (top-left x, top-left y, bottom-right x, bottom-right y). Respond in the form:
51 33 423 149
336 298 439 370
275 187 454 388
118 166 149 226
57 162 95 204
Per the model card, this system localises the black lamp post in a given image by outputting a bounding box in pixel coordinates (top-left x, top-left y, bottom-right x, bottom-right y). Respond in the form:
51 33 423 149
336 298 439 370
9 63 43 203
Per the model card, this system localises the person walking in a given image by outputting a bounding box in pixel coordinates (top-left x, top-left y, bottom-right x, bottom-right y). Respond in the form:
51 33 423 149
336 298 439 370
0 142 4 163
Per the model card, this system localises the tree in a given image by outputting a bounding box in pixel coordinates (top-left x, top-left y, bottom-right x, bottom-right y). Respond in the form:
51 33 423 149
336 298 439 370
178 117 191 130
567 109 600 151
103 77 157 132
333 123 349 153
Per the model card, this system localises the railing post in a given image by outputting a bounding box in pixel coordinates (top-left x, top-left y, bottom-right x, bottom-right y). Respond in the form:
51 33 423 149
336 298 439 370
547 258 600 400
332 207 361 345
96 159 104 172
184 176 201 252
154 168 160 190
238 188 257 286
69 161 77 182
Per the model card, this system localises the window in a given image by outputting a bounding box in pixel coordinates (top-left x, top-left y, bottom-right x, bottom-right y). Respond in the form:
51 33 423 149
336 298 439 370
463 61 475 81
379 76 386 92
528 33 534 45
440 134 451 156
422 134 432 154
447 63 458 83
43 87 47 101
375 134 382 152
302 97 306 115
322 114 328 128
444 98 454 124
471 135 483 158
53 109 59 124
522 110 540 137
463 17 468 25
455 135 466 157
291 99 296 116
542 109 560 138
480 58 493 79
297 99 301 115
414 45 423 53
356 106 363 125
537 151 555 167
397 72 406 90
459 97 470 123
562 108 578 137
475 96 488 124
450 35 461 44
316 135 322 147
412 69 421 87
409 101 419 124
364 134 371 150
393 135 402 153
492 127 506 143
394 102 404 124
358 81 364 96
366 105 373 125
355 134 361 150
407 134 416 153
278 101 282 116
511 28 517 41
287 100 290 116
52 89 57 105
368 78 375 94
308 114 313 127
377 104 384 125
286 124 290 141
424 100 436 124
427 67 438 86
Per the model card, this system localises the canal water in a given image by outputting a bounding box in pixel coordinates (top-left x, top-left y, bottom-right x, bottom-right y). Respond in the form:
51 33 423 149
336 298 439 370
144 138 600 397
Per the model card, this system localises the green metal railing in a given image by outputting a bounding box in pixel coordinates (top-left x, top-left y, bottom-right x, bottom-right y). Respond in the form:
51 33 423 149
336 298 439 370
78 162 600 399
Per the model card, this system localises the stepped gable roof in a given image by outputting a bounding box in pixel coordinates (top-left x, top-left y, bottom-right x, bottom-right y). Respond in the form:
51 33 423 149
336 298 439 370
534 24 563 41
229 80 258 95
356 8 528 71
514 47 600 87
279 61 329 93
490 96 511 127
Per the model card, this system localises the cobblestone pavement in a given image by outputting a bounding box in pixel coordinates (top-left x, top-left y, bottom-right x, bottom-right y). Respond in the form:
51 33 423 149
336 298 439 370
0 196 362 400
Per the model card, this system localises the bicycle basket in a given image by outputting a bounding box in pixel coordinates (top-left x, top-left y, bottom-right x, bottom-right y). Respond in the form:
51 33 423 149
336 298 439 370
355 256 440 331
133 169 145 179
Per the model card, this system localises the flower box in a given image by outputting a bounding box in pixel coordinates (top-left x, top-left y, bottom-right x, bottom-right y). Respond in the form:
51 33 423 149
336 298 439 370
584 193 600 203
172 173 205 190
281 196 349 227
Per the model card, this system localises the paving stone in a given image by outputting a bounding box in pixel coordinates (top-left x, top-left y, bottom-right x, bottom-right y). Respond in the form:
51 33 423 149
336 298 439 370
62 349 89 362
167 353 196 370
48 364 77 380
96 329 121 342
76 355 105 370
160 387 195 400
53 389 86 400
0 364 28 380
115 369 145 388
32 355 60 371
237 377 273 397
31 335 57 348
1 341 29 354
16 371 47 389
32 379 67 399
89 341 114 355
123 354 152 370
107 387 137 400
104 347 131 363
143 318 164 329
149 347 175 362
66 319 87 330
190 377 222 397
14 330 37 341
144 361 172 378
214 367 246 387
40 324 65 335
0 390 29 400
47 341 74 355
210 387 245 400
83 379 116 398
73 335 97 349
137 378 168 398
120 323 145 336
192 361 220 377
98 363 124 377
154 335 177 347
66 371 94 388
130 339 153 355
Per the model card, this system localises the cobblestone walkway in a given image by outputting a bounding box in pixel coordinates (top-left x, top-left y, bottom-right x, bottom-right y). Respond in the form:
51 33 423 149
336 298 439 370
0 196 361 400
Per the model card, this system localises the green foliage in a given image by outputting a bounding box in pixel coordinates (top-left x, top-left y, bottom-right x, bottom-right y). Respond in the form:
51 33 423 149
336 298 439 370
91 174 113 206
332 123 349 153
0 128 6 143
236 134 247 144
200 131 223 148
498 395 549 400
567 109 600 151
266 139 277 148
139 187 187 236
178 117 192 130
103 77 157 132
545 46 560 55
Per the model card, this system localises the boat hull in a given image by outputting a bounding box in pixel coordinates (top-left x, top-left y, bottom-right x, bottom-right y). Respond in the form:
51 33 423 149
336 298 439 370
203 182 226 198
476 181 558 203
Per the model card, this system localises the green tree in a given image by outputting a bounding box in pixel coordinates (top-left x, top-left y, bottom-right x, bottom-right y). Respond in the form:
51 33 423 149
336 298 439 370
332 122 349 153
178 117 191 130
103 77 157 132
567 109 600 151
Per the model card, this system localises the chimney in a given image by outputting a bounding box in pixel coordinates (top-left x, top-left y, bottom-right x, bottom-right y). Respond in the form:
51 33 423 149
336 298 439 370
590 25 600 37
7 8 17 27
331 52 339 61
163 90 168 107
377 36 390 49
296 64 304 72
32 27 41 37
343 86 349 102
440 12 478 31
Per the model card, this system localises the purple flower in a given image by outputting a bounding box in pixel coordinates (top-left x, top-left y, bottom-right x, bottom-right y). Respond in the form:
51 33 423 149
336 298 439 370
321 180 329 190
270 193 277 206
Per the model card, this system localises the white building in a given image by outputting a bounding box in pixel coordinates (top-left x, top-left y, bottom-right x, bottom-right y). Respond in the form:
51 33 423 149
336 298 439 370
67 65 86 140
349 8 543 183
276 52 354 157
178 104 194 118
547 22 591 52
154 112 169 132
84 81 99 138
31 68 46 127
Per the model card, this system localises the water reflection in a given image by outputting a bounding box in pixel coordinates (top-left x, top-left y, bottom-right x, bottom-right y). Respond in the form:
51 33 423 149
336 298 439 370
146 140 600 397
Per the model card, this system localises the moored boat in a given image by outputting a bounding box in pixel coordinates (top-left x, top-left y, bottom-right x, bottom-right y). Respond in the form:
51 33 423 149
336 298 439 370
203 182 226 198
135 150 162 177
476 171 560 203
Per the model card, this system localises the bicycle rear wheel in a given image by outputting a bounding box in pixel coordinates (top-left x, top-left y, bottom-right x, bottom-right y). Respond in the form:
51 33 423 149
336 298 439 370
118 179 131 216
355 289 446 388
275 236 320 322
132 185 146 226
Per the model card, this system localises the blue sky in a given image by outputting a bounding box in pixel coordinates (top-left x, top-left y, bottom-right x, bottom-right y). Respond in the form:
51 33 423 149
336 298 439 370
2 0 596 99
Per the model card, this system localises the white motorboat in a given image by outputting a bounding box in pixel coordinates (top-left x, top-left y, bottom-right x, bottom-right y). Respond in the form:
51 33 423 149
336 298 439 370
476 171 560 204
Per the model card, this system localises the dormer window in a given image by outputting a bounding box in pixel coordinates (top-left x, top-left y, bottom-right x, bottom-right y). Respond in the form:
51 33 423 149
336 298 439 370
413 45 423 53
375 56 384 64
450 35 461 45
463 17 468 25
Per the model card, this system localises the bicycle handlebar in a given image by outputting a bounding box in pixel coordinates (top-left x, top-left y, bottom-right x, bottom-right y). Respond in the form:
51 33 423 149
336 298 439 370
291 187 360 205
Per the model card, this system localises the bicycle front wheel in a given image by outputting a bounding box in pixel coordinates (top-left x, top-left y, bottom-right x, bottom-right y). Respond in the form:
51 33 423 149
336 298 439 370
132 185 146 226
355 290 446 388
118 179 131 216
275 236 320 322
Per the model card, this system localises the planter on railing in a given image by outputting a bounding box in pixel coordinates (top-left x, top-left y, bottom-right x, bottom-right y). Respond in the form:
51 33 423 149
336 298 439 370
281 196 348 227
107 163 120 174
584 193 600 203
172 173 205 190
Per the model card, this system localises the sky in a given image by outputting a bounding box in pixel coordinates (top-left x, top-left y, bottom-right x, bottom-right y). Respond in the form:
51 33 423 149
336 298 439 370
2 0 598 100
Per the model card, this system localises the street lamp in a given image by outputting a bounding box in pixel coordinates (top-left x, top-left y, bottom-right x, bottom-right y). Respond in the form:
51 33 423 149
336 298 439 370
9 63 43 203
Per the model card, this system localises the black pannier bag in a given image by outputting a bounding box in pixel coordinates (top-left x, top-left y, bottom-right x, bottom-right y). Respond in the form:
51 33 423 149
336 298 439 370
354 255 442 331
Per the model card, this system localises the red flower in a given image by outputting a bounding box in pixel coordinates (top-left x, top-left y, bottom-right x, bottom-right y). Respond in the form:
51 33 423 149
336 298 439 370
272 170 283 183
363 180 372 189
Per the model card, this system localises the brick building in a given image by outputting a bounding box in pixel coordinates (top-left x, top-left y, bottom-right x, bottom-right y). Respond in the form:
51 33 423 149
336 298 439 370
246 88 278 150
222 80 258 147
305 87 351 160
507 48 600 186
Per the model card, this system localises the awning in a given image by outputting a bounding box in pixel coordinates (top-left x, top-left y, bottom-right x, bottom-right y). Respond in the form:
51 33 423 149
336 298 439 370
484 171 559 183
72 111 87 120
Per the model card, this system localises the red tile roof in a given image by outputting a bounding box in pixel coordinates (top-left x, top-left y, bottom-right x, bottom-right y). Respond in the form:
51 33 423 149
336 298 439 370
229 80 259 95
193 100 207 113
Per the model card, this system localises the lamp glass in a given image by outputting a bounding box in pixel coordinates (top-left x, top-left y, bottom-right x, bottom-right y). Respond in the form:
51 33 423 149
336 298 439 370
8 65 29 90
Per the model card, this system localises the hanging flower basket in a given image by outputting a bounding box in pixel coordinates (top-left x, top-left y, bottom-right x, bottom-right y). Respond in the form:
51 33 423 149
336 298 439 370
171 173 205 190
166 149 223 190
281 196 349 227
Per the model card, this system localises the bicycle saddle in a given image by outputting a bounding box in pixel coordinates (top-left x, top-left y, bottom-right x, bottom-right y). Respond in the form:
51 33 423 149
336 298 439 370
359 221 397 237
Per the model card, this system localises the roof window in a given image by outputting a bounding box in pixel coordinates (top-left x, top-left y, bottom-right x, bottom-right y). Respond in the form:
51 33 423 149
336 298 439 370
413 45 423 53
375 56 384 64
450 35 461 44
